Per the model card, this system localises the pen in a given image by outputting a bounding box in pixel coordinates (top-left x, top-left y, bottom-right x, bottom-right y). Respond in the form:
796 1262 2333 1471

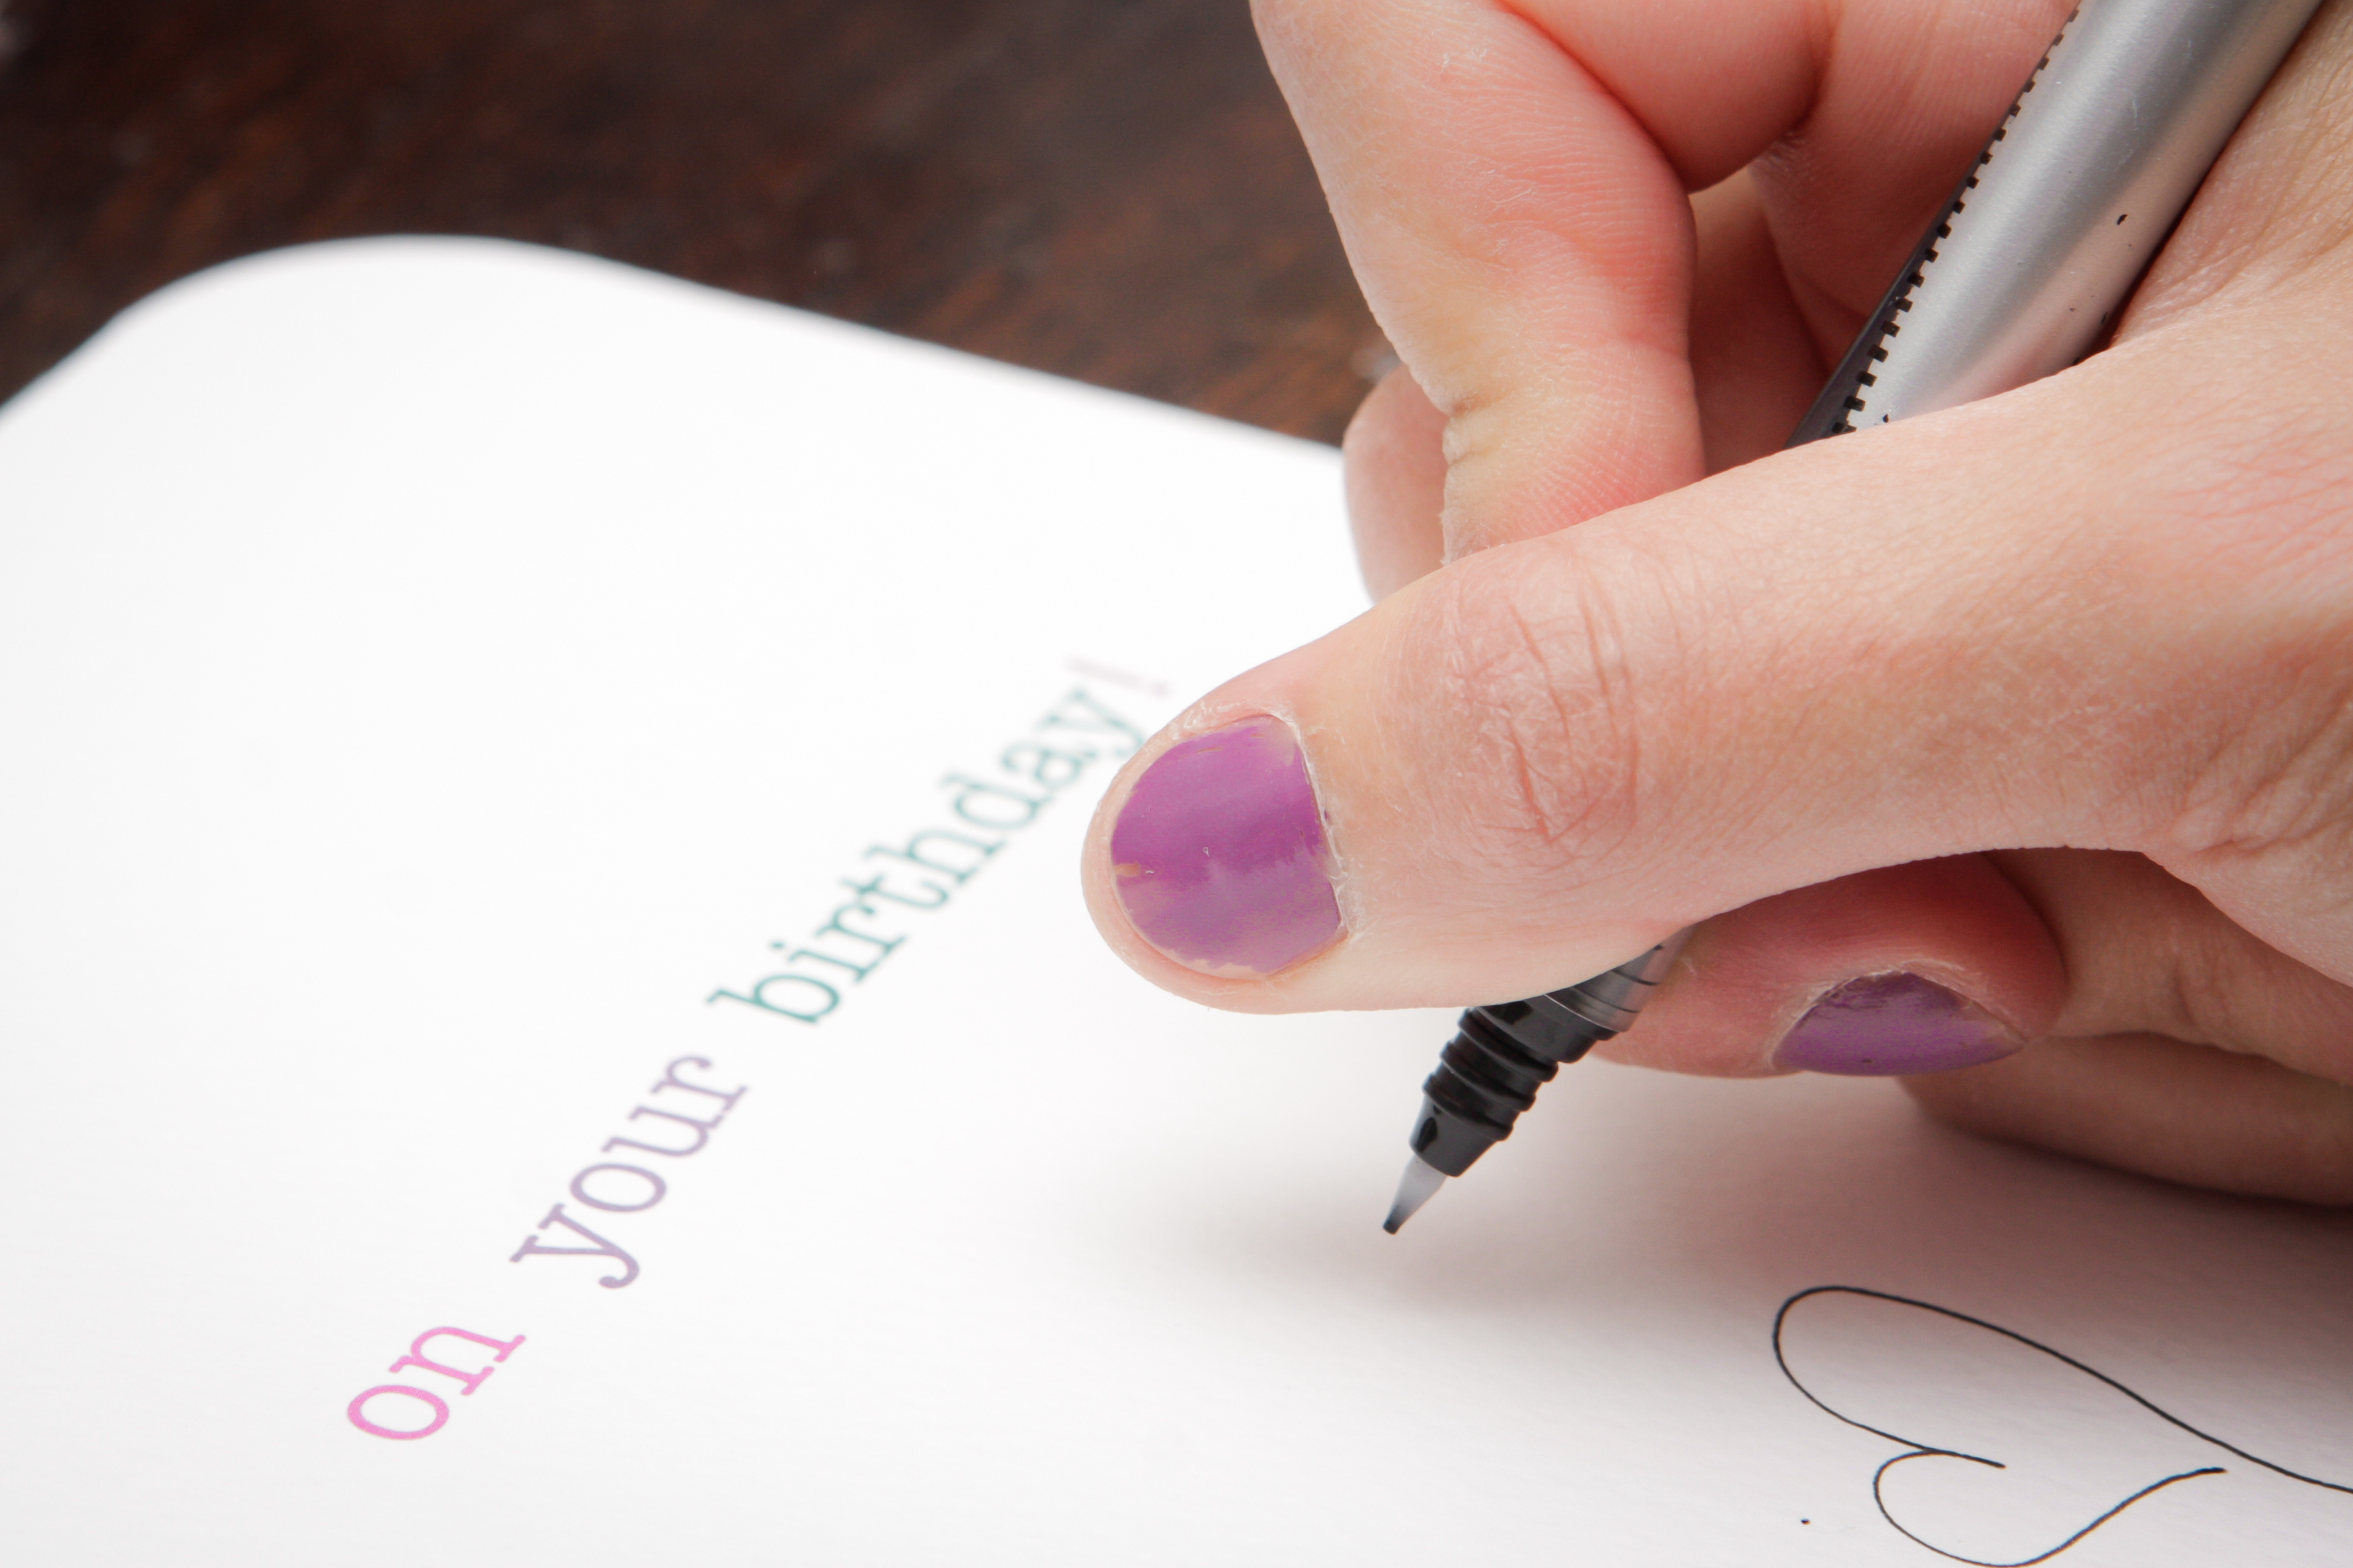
1384 0 2328 1233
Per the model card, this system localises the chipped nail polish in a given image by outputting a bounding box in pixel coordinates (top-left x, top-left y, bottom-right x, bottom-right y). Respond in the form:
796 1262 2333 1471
1773 972 2022 1076
1109 715 1341 978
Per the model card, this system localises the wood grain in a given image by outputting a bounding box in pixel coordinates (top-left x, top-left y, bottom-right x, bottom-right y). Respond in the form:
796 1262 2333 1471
0 0 1386 441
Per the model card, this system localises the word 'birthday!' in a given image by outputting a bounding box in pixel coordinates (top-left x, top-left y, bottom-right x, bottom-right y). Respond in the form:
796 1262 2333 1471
707 686 1140 1025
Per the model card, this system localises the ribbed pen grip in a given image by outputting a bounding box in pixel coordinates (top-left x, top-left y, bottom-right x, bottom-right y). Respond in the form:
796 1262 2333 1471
1407 937 1686 1178
1412 999 1613 1176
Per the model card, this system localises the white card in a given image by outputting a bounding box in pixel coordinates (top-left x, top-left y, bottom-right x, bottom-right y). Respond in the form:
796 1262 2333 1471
3 238 2348 1565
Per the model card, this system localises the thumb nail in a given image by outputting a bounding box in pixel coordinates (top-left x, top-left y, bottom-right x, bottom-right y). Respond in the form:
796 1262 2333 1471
1109 715 1342 978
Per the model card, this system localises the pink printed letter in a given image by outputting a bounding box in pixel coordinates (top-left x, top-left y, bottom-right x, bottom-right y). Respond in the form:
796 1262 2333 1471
386 1326 527 1397
347 1384 450 1440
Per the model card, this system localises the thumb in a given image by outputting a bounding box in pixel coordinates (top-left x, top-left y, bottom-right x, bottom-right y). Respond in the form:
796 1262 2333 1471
1082 311 2353 1012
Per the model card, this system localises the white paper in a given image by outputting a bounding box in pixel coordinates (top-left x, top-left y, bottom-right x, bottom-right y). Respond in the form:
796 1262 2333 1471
2 238 2348 1565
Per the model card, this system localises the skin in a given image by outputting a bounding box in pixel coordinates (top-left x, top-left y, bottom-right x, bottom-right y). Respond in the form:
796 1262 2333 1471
1079 0 2353 1204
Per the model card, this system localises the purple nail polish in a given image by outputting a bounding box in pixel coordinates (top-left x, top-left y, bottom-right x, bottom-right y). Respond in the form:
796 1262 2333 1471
1110 715 1342 978
1773 972 2021 1076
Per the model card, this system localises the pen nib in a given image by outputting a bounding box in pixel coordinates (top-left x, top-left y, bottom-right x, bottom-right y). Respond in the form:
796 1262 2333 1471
1382 1155 1447 1234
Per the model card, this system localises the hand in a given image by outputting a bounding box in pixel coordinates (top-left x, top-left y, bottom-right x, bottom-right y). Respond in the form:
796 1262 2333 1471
1080 0 2353 1203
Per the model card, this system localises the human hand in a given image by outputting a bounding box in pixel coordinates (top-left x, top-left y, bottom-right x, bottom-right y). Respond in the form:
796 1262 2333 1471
1080 0 2353 1202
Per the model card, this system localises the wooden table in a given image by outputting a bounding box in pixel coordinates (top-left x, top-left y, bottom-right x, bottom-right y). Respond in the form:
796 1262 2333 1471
0 0 1382 443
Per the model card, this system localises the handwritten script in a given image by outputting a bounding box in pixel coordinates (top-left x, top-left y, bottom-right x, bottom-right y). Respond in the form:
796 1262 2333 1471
1775 1285 2352 1565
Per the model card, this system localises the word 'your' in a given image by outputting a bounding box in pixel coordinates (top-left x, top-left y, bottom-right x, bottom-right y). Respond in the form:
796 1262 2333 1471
509 1054 747 1289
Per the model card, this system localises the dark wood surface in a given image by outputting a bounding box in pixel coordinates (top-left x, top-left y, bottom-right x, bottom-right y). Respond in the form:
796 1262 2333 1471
0 0 1384 443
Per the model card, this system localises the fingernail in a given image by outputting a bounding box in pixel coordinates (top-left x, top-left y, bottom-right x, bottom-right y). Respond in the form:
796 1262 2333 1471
1109 715 1342 978
1773 972 2023 1076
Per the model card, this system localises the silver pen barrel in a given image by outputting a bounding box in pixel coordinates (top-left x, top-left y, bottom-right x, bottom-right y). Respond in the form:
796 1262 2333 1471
1794 0 2324 441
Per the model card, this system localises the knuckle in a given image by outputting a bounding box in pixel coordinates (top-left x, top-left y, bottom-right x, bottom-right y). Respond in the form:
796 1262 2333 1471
1408 537 1666 882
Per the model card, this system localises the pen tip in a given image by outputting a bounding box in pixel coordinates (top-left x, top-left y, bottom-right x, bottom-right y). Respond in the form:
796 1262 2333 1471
1382 1155 1447 1234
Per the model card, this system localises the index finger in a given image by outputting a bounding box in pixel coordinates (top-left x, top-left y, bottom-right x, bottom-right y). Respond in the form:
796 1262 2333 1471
1253 0 2072 550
